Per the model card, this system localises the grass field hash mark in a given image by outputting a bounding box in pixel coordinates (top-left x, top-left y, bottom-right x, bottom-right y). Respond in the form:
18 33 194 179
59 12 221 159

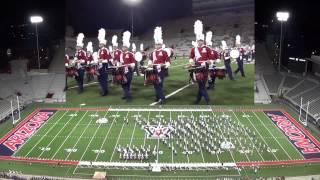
232 111 265 161
77 109 110 162
109 111 130 162
65 111 99 160
94 110 120 161
51 111 89 159
37 110 81 158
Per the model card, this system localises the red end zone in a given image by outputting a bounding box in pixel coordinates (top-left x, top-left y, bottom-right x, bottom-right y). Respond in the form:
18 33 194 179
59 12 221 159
0 107 319 166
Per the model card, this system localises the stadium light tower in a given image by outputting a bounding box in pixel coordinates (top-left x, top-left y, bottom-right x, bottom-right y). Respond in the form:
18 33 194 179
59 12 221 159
123 0 142 37
30 15 43 70
276 11 289 71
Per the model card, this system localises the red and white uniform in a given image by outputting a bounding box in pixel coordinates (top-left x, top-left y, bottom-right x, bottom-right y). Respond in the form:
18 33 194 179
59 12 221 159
189 45 212 64
120 51 135 65
98 47 112 63
75 49 86 68
149 49 171 65
86 53 93 64
113 49 122 64
210 49 219 60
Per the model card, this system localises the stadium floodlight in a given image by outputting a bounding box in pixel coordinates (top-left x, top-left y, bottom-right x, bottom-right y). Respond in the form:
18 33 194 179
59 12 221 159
123 0 142 37
276 11 289 71
276 12 289 22
30 15 43 70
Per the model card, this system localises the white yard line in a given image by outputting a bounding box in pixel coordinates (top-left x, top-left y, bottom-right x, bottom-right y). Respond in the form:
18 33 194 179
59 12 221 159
243 112 279 160
14 110 67 157
210 111 240 175
253 112 293 160
94 111 120 161
77 109 110 162
191 111 205 163
65 111 98 160
150 84 191 106
109 111 130 162
232 111 265 161
124 111 138 163
260 112 304 159
141 111 150 163
37 111 79 158
51 111 89 159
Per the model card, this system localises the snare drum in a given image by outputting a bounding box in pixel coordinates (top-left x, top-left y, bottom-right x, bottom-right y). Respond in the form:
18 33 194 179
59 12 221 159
144 67 159 85
214 67 226 79
188 66 208 83
66 67 77 77
113 67 127 85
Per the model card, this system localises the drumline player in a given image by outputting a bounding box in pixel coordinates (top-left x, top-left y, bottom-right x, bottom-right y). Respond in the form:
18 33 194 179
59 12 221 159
221 41 235 81
148 27 171 104
97 28 113 96
118 31 136 101
74 33 86 94
189 20 212 105
85 42 94 82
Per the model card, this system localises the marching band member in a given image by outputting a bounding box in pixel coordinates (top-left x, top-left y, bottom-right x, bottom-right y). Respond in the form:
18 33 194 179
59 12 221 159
112 35 122 65
189 20 212 104
221 40 234 80
132 43 140 76
65 54 69 90
148 27 171 104
119 31 135 101
97 28 113 96
74 33 87 93
205 31 219 90
86 42 94 82
234 35 245 77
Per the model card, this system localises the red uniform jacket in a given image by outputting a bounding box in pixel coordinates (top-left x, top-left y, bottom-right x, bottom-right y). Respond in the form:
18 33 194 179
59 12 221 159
210 49 219 60
149 49 170 64
113 49 122 63
120 51 135 65
86 53 93 63
98 47 112 63
189 45 212 63
75 49 86 61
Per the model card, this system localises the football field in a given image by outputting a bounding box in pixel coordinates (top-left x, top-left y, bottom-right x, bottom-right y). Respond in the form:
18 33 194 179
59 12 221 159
1 106 319 177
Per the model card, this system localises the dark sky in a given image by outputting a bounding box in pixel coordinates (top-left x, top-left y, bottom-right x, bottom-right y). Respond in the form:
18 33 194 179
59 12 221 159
0 0 65 47
256 0 320 51
66 0 192 36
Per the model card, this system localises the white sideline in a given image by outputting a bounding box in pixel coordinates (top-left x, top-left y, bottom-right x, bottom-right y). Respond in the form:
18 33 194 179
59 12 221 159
150 84 192 106
108 108 212 112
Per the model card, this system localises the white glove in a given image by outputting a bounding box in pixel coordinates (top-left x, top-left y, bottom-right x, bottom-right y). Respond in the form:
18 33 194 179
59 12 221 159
201 62 206 67
65 63 68 67
130 63 135 68
189 58 194 64
87 61 90 65
110 59 114 64
165 62 170 68
210 60 214 64
148 60 152 66
116 62 120 67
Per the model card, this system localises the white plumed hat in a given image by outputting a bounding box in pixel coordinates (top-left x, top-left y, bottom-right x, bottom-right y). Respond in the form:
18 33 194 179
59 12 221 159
154 26 163 44
98 28 107 45
236 35 241 45
76 33 85 47
132 43 136 52
206 31 213 46
112 35 118 47
221 40 228 50
194 20 204 41
86 42 93 52
122 31 131 48
140 43 144 51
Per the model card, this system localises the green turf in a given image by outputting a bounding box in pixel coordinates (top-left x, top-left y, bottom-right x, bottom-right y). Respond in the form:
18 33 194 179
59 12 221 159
66 58 254 105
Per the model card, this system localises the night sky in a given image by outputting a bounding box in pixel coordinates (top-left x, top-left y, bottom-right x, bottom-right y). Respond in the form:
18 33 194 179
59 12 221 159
66 0 192 36
255 0 320 52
